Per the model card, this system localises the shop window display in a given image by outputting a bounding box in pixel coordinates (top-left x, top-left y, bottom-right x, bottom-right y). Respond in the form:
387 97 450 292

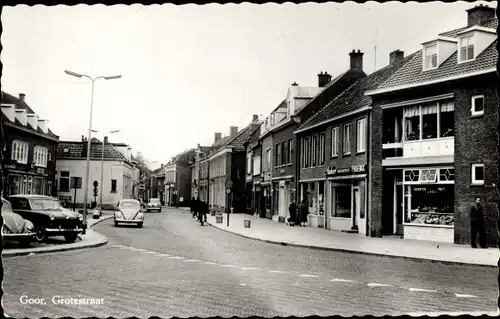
334 185 351 218
318 181 324 215
404 185 454 226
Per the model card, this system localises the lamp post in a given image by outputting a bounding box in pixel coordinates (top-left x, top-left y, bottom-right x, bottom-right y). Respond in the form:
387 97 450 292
92 129 120 215
65 70 121 225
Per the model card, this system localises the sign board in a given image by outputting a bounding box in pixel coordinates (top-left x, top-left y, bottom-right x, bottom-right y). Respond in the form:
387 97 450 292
327 165 366 176
225 180 233 189
93 188 98 196
71 177 82 189
36 167 45 174
93 180 99 188
226 188 231 194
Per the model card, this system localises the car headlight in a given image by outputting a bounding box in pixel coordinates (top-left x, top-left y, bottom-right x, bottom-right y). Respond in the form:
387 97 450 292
50 214 55 220
136 212 144 220
25 220 35 232
78 214 84 221
115 211 124 219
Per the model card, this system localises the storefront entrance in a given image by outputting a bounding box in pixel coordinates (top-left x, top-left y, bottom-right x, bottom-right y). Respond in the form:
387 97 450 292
394 183 404 235
277 180 291 223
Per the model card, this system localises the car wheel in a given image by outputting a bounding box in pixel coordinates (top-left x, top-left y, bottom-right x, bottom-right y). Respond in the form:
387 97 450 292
137 223 143 228
18 237 32 247
64 233 78 243
114 221 118 227
35 226 48 243
158 209 162 213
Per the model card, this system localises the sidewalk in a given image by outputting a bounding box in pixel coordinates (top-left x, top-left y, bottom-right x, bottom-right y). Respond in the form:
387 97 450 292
2 215 112 258
206 213 498 268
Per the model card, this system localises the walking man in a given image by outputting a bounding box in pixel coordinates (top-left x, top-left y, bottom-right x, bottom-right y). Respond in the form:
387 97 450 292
190 197 196 218
470 196 486 248
288 200 297 226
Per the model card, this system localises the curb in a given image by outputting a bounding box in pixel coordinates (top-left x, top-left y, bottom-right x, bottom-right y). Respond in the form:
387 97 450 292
2 216 113 258
206 221 497 269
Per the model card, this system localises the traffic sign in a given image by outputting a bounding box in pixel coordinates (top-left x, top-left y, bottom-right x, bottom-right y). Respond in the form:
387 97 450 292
93 181 99 188
93 188 98 196
226 188 231 194
225 180 233 188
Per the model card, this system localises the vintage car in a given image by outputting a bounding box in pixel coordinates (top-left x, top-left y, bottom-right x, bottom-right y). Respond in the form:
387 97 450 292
146 198 162 212
1 197 36 246
114 199 144 227
8 195 85 243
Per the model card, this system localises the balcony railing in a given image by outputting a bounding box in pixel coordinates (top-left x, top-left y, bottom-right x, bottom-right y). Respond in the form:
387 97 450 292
383 137 454 158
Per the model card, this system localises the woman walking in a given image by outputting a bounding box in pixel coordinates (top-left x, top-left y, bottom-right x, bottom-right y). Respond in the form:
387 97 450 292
288 200 297 226
297 199 309 227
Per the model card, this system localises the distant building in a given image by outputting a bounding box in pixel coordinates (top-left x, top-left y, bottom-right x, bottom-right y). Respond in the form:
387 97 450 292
1 92 59 197
164 149 196 207
55 136 140 209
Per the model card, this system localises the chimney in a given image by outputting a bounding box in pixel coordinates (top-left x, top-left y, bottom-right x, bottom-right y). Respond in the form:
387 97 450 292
389 50 404 65
230 126 238 137
104 136 108 143
214 132 222 143
252 114 259 122
26 113 38 130
349 49 364 71
81 135 85 142
466 4 495 27
291 82 299 86
318 71 332 88
18 93 25 102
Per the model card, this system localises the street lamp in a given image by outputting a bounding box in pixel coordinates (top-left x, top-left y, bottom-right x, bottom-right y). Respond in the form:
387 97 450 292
92 129 120 215
65 69 122 225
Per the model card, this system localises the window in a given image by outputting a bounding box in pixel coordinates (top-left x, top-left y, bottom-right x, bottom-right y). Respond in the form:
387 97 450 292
281 141 287 165
356 118 366 153
11 140 29 164
59 171 70 192
343 124 351 155
34 146 48 167
421 104 437 140
111 179 117 192
319 133 325 165
275 144 281 167
331 127 339 157
440 101 455 137
265 148 271 171
424 44 438 70
459 34 474 62
246 152 252 174
287 139 293 164
419 169 438 183
404 185 454 225
471 164 484 185
471 95 484 116
303 137 310 168
404 106 420 141
334 185 351 218
311 135 317 166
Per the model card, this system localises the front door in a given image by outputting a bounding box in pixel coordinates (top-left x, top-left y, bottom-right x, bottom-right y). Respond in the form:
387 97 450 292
395 184 404 235
352 188 360 230
279 185 286 220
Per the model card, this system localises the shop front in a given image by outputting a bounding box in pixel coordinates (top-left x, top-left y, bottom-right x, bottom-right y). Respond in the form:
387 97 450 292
272 176 294 223
260 182 272 219
325 165 367 235
299 179 326 228
4 165 51 197
391 166 454 243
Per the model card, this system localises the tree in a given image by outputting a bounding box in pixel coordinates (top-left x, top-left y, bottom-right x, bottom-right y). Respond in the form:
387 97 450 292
132 152 152 179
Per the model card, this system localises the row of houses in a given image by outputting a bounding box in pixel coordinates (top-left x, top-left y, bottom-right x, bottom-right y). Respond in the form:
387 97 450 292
1 92 144 209
181 5 497 247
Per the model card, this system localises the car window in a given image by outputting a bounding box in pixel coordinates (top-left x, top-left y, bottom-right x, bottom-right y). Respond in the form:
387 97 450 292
30 199 61 210
10 198 29 210
150 199 160 203
119 201 140 209
1 200 13 214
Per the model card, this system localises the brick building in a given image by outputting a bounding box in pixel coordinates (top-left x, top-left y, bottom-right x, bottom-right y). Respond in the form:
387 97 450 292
243 120 262 215
366 5 498 246
1 92 59 198
295 49 413 234
164 149 195 207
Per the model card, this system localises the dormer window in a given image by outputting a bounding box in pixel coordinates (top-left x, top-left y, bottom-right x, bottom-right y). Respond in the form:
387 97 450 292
423 44 438 70
459 34 474 62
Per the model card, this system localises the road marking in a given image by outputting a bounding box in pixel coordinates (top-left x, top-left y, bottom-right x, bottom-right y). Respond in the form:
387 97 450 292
269 270 287 273
110 245 125 248
202 261 217 265
367 283 391 287
241 267 261 270
183 259 200 262
143 251 158 254
331 278 355 283
455 293 478 298
240 283 247 286
157 254 171 257
220 264 239 268
169 256 185 259
408 288 438 293
299 274 320 278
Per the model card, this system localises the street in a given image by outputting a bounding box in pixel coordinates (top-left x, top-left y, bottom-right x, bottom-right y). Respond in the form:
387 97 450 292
3 208 497 317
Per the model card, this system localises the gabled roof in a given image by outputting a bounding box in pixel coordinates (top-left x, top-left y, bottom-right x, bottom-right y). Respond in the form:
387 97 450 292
167 148 195 166
368 18 497 95
56 140 128 162
1 91 59 140
298 52 417 132
209 122 261 157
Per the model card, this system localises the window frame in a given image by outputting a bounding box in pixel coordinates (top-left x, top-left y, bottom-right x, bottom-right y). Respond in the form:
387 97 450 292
34 145 49 168
459 33 475 63
275 143 281 168
471 95 484 117
331 127 339 157
319 132 325 165
11 140 29 164
59 171 70 192
356 118 366 153
423 43 438 70
471 163 484 186
111 179 118 193
311 135 317 167
343 123 351 155
287 138 293 164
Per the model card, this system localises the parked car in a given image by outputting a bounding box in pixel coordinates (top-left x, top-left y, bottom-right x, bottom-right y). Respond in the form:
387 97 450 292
146 198 162 212
114 199 144 227
8 195 85 243
1 197 36 246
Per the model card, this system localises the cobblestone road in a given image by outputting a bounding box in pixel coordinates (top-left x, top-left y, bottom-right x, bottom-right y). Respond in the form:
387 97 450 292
3 209 497 317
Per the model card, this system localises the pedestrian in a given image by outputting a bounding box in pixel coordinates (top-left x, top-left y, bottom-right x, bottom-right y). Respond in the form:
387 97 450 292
190 197 196 218
470 196 487 248
288 200 297 226
198 200 208 224
297 199 309 227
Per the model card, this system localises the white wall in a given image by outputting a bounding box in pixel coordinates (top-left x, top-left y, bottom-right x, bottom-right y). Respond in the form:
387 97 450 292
56 159 125 207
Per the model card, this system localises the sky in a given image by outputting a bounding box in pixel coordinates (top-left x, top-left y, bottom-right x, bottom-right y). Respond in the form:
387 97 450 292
1 1 496 170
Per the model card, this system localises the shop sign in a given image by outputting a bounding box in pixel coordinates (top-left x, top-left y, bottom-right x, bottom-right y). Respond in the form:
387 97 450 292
327 164 366 176
36 167 45 174
4 164 16 169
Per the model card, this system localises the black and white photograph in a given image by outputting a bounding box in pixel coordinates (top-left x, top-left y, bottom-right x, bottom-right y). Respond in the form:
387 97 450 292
0 1 498 317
